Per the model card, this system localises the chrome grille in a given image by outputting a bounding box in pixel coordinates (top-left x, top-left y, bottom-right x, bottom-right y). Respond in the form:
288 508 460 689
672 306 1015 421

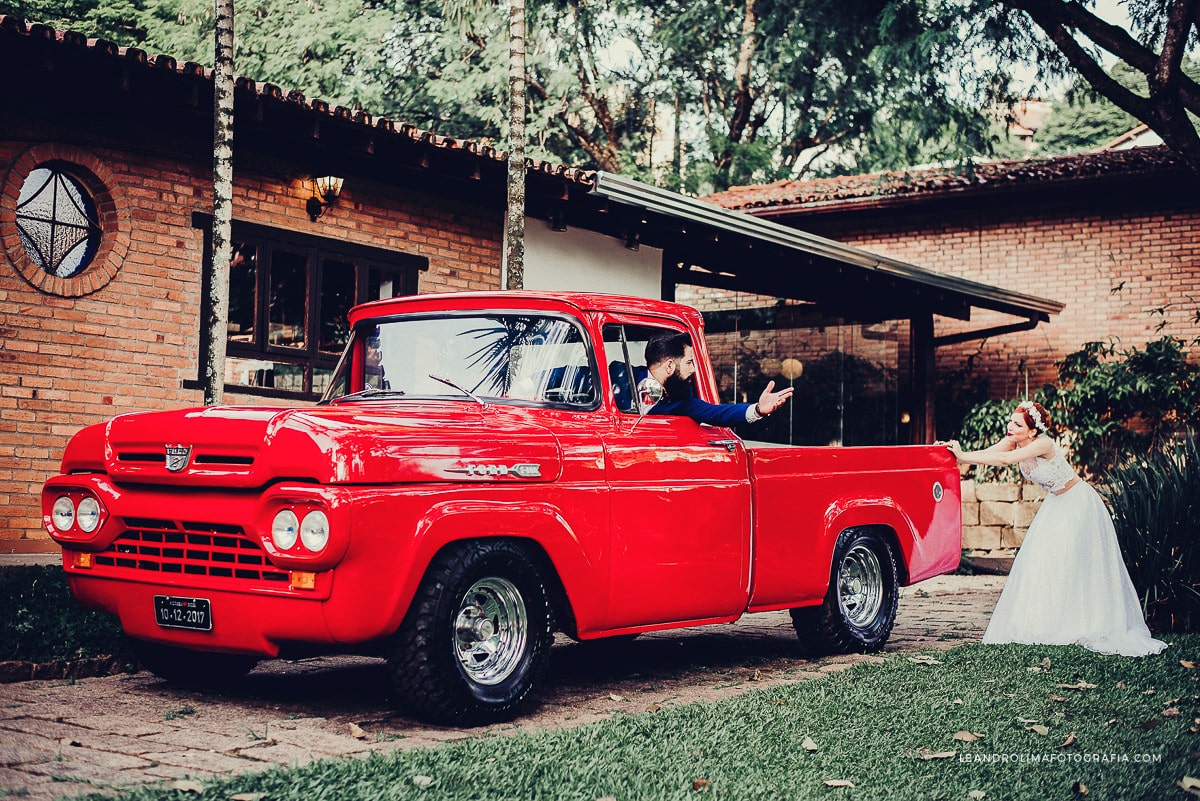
96 520 288 583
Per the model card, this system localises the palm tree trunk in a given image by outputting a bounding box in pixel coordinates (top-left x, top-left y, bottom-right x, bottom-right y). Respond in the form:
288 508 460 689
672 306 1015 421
504 0 526 290
204 0 235 404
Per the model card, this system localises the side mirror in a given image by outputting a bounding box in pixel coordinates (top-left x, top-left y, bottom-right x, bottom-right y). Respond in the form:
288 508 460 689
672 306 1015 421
629 376 664 434
636 376 664 413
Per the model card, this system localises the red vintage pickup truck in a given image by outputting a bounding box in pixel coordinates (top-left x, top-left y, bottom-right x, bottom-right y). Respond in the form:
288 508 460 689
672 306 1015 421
42 291 960 723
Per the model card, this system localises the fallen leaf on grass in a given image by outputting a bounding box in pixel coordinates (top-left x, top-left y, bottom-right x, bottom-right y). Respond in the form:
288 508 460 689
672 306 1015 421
1057 680 1097 690
348 722 367 739
749 669 762 681
953 698 964 705
1179 776 1200 798
918 749 958 760
1116 681 1127 689
230 794 266 801
1049 694 1069 702
412 776 435 789
823 779 855 788
1057 732 1077 748
1143 688 1156 695
802 736 820 752
172 780 204 793
1072 781 1089 795
646 704 662 713
954 731 984 742
609 694 625 702
1182 661 1198 669
692 778 710 792
1026 725 1050 736
1017 717 1041 724
908 655 943 665
969 792 986 800
1164 708 1182 718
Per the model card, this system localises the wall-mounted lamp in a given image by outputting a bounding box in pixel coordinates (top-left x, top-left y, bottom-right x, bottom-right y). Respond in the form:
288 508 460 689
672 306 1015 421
306 175 344 221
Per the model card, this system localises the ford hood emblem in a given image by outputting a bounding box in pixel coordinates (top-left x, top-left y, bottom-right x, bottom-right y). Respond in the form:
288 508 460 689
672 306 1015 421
165 444 192 473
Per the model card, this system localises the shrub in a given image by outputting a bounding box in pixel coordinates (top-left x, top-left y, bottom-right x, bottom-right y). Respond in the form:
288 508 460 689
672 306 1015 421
1045 336 1200 477
1100 432 1200 633
0 565 131 663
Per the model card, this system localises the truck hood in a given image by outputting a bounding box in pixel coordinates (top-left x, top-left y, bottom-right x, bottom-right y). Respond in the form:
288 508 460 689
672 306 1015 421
67 404 563 488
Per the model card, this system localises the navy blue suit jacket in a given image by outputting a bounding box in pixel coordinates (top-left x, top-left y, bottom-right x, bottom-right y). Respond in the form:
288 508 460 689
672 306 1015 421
618 364 752 428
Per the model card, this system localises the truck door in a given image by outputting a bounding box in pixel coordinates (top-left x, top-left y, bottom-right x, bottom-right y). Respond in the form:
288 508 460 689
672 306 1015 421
599 322 752 630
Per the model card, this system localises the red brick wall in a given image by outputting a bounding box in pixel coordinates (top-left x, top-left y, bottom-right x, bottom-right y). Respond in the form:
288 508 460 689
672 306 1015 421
0 138 501 549
803 206 1200 398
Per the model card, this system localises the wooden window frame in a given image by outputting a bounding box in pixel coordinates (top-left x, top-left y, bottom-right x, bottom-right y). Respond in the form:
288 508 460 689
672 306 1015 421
189 213 427 400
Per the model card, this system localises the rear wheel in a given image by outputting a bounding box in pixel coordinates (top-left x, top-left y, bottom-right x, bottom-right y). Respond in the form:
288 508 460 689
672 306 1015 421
389 540 553 725
791 528 899 655
132 640 257 686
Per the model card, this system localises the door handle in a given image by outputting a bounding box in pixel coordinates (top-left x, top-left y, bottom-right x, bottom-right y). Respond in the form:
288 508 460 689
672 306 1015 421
708 439 739 452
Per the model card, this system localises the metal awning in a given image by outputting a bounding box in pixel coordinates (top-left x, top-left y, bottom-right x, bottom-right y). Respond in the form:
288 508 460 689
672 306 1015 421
587 172 1064 328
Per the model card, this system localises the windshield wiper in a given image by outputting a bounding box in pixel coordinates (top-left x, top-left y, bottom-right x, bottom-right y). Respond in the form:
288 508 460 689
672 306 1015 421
428 374 488 407
323 387 406 405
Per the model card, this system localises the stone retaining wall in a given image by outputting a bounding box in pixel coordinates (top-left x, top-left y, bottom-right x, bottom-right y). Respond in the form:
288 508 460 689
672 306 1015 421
961 480 1046 552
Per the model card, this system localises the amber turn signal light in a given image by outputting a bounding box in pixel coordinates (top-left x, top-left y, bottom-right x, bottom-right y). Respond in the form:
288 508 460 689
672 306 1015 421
289 570 316 590
71 552 94 569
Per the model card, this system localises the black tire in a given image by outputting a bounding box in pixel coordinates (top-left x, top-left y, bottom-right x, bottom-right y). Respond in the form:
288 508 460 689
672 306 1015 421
389 540 553 725
790 528 899 656
131 639 257 686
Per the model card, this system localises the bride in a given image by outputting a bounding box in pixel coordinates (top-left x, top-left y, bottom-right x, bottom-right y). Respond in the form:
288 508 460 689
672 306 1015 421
944 401 1166 657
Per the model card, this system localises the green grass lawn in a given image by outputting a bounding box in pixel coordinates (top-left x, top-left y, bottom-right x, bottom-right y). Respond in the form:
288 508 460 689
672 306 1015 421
88 638 1200 801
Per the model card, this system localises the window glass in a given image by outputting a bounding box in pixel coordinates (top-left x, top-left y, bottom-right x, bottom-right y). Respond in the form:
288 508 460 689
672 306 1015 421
227 242 257 343
602 323 680 413
368 266 404 300
350 314 595 406
319 259 355 353
268 249 308 349
15 166 101 278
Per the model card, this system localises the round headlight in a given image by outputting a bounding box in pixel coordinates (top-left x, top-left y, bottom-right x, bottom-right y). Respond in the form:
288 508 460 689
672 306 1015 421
76 497 101 533
271 509 299 551
52 496 75 531
300 510 329 552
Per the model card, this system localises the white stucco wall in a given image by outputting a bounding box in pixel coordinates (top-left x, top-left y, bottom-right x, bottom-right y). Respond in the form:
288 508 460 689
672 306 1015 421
522 218 663 299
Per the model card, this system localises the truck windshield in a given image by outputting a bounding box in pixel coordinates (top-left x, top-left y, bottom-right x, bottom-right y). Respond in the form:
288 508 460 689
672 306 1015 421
321 314 597 407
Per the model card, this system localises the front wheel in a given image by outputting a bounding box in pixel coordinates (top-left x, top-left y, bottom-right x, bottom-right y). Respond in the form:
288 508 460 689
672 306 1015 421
389 540 553 725
790 528 899 655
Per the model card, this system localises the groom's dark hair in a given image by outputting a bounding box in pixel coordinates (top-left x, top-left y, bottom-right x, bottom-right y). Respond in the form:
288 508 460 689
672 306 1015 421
644 331 691 367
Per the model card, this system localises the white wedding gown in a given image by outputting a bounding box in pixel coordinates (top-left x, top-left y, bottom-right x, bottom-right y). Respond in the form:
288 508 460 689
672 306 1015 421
982 444 1167 657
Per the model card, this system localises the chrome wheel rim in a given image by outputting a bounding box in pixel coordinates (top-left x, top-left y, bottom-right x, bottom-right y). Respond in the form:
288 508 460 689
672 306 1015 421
838 544 883 628
454 577 528 685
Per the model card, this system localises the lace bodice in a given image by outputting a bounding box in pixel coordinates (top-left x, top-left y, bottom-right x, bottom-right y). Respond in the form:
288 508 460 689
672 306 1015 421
1019 441 1077 493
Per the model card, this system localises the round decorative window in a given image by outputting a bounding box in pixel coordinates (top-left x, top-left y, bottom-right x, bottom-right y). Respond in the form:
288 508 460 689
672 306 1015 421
16 167 102 278
2 145 128 297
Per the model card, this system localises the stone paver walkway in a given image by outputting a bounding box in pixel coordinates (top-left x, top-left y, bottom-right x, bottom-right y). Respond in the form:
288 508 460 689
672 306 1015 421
0 574 1004 800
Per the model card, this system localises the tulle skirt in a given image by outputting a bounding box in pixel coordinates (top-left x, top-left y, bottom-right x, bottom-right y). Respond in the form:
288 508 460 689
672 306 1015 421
982 480 1167 657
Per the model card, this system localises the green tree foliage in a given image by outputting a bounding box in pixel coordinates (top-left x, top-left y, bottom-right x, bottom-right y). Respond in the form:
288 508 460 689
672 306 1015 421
975 0 1200 175
956 336 1200 481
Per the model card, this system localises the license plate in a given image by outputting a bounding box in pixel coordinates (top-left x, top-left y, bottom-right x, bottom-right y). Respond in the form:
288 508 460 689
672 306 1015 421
154 595 212 631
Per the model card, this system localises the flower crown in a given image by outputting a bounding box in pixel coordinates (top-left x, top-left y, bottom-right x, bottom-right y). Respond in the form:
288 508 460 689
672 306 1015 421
1017 401 1047 433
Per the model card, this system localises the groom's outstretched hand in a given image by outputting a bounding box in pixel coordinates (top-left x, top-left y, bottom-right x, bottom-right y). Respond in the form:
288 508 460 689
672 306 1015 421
755 381 794 416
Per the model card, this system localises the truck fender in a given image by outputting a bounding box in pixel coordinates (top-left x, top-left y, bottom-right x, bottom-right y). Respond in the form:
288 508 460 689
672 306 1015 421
389 500 600 639
821 500 915 586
